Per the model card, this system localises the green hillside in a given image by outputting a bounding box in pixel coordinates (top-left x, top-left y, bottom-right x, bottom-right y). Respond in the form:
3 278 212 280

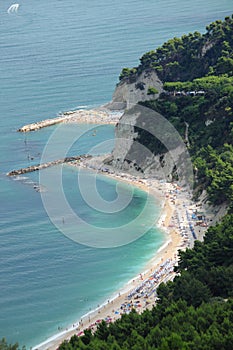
136 16 233 206
2 15 233 350
120 15 233 82
55 16 233 350
57 215 233 349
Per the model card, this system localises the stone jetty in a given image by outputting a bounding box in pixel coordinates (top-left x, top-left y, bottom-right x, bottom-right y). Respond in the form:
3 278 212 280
7 155 92 176
17 115 72 132
17 108 122 132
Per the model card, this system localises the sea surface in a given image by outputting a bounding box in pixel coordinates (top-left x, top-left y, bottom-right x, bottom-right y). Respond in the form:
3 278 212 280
0 0 232 347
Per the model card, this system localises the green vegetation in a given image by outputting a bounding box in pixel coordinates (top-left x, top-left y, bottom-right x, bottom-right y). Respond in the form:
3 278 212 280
57 17 233 349
134 16 233 206
194 145 233 205
119 17 233 207
56 15 233 350
142 75 233 205
120 15 233 82
59 215 233 349
119 67 138 83
147 86 159 95
163 75 233 95
4 15 233 350
0 339 25 350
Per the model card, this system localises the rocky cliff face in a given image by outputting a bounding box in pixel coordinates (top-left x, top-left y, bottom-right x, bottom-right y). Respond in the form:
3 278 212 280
105 104 193 187
104 69 192 186
105 70 163 110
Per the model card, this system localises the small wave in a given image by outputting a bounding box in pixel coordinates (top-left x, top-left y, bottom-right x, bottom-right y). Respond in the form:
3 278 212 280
74 104 100 110
13 175 28 181
10 175 46 192
75 105 89 109
25 180 34 184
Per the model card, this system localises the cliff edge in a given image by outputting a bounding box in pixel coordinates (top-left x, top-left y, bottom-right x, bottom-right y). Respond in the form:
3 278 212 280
105 104 193 188
105 70 163 110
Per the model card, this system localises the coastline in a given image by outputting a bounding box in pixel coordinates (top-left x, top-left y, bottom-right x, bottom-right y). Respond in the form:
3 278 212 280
18 108 123 132
33 158 201 350
13 107 213 350
3 4 232 348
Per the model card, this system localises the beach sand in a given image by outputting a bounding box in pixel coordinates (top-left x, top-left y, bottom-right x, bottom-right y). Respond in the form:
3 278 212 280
18 108 123 132
32 108 213 350
34 157 204 350
62 108 123 125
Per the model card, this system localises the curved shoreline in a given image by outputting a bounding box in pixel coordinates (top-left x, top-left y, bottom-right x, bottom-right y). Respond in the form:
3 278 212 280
33 170 198 350
28 110 209 350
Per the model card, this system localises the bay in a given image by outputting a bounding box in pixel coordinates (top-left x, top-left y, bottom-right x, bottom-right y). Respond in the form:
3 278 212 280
0 0 232 347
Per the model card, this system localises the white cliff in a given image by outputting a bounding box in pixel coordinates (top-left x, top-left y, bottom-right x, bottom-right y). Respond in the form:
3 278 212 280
105 104 193 187
105 70 163 110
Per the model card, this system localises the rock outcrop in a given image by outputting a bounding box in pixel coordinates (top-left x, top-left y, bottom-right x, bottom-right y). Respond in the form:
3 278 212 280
105 104 193 187
105 70 163 110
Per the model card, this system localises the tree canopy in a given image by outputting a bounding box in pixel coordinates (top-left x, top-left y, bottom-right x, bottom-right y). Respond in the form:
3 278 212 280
59 15 233 349
4 14 233 350
58 214 233 349
120 15 233 82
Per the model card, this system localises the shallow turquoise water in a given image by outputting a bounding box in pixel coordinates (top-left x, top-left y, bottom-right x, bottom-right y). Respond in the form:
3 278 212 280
0 0 232 347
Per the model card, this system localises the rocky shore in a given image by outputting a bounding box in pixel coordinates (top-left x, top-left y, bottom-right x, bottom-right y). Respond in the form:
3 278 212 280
7 155 91 176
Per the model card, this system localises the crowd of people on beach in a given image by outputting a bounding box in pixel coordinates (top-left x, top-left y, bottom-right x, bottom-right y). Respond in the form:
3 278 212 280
68 181 207 332
34 174 212 349
72 258 177 337
34 151 211 349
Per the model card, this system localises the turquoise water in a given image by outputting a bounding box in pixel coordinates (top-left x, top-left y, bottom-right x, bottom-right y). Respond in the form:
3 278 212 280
0 0 232 347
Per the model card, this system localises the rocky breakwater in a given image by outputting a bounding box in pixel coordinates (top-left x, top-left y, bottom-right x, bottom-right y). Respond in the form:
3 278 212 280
17 115 72 132
17 109 122 132
7 155 92 176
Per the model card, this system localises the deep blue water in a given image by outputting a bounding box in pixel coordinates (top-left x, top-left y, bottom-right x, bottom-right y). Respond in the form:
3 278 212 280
0 0 232 347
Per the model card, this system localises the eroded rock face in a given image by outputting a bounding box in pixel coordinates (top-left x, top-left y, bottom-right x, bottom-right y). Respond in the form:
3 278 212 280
106 105 193 186
105 70 163 110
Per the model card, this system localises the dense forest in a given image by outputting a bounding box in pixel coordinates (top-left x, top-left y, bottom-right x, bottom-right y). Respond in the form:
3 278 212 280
54 15 233 350
2 15 233 350
142 76 233 206
3 213 232 349
137 16 233 207
57 215 233 350
120 15 233 82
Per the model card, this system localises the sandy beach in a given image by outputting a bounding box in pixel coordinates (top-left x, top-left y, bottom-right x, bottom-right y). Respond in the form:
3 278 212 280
62 108 123 125
33 153 211 350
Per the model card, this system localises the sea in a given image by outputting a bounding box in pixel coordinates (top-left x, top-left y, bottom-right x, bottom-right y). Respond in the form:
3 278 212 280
0 0 232 348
